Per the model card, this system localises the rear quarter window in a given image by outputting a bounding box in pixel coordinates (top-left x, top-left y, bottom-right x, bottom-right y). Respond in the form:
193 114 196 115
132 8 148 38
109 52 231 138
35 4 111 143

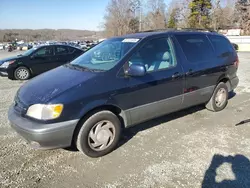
175 34 215 63
56 46 69 55
208 35 234 56
68 47 76 53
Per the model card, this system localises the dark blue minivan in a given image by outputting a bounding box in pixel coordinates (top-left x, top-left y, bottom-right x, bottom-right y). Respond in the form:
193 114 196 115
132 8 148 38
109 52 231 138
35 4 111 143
8 30 239 157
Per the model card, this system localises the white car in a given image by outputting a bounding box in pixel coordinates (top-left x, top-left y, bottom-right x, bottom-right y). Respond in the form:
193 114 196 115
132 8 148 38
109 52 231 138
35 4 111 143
0 44 3 50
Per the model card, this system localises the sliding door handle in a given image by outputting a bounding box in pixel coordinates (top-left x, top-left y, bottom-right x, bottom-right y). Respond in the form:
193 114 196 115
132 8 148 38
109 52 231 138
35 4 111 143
186 69 193 76
172 72 181 79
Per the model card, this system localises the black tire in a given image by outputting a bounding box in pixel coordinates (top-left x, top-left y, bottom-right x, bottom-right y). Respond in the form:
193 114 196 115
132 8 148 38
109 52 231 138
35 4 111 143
14 66 30 80
206 82 229 112
75 111 121 158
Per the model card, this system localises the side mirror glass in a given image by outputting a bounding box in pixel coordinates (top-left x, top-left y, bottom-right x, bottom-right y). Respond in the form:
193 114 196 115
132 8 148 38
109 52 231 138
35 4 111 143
126 64 146 77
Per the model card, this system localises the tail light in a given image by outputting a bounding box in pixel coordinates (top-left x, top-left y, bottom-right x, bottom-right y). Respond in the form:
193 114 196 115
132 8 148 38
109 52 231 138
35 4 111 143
234 57 239 68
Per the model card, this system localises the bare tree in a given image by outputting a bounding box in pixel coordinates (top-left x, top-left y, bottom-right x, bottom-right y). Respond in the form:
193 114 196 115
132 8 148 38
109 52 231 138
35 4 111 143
211 0 222 30
144 0 167 30
173 0 191 28
103 0 142 37
211 0 235 30
235 0 250 34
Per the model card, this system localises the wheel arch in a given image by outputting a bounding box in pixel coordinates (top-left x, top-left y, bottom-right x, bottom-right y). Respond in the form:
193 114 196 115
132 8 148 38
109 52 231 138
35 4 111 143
217 75 231 91
71 103 128 147
14 65 32 75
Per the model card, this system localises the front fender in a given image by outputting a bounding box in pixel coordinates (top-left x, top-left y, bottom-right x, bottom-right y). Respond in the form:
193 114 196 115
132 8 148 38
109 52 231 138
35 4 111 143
78 99 108 118
77 99 130 128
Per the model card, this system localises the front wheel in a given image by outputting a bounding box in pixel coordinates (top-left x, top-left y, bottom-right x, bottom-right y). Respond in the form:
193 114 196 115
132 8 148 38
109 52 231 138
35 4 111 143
14 66 31 80
206 82 229 112
75 111 121 158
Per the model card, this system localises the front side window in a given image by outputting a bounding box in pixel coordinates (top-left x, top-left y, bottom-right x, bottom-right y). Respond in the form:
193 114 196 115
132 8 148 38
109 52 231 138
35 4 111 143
70 38 139 71
208 35 234 56
127 37 177 72
33 46 53 57
175 34 214 63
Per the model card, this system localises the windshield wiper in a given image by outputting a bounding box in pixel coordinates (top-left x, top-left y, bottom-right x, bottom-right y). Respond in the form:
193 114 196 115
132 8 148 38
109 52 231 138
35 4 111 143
89 68 105 72
72 64 92 71
64 64 83 71
66 64 104 72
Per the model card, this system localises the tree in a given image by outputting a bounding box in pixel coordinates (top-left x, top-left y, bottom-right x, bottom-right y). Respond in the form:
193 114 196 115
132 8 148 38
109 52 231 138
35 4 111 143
144 0 167 30
129 18 140 33
175 0 192 28
235 0 250 34
188 0 212 28
103 0 142 37
211 0 222 30
167 8 180 28
211 0 235 30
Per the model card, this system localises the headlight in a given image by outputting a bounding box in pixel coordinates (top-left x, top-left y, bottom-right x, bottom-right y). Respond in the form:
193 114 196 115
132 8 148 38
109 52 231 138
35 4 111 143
0 60 15 68
26 104 63 120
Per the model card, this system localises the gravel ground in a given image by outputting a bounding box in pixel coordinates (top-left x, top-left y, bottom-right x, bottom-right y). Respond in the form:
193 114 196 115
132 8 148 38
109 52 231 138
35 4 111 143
0 50 250 188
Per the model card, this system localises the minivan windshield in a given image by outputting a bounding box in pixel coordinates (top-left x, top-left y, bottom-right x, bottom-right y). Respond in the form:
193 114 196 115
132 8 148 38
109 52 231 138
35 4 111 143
70 38 140 71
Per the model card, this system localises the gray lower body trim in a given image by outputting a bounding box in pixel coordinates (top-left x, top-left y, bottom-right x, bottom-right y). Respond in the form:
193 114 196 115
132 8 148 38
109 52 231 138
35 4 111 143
126 95 183 127
124 86 215 127
8 105 79 149
182 85 215 109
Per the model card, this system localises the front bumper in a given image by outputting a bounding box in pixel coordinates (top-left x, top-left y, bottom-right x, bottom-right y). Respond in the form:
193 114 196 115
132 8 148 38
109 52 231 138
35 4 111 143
8 105 79 149
0 67 8 77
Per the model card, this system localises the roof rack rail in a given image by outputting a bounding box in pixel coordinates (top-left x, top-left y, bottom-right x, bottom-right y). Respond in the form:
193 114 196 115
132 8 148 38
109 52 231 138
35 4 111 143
138 28 175 33
140 28 217 33
177 28 217 32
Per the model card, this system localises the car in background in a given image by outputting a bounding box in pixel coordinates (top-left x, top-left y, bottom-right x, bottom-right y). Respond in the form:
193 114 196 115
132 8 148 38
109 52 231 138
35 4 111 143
17 43 33 51
79 43 87 49
0 44 84 80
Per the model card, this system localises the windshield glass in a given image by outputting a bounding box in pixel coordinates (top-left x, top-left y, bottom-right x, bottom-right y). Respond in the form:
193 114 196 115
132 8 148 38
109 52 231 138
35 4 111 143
22 48 36 56
70 38 140 71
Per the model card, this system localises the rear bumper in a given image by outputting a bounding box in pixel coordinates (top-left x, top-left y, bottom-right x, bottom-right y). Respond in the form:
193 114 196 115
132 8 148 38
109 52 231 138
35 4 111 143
230 76 239 91
8 105 79 149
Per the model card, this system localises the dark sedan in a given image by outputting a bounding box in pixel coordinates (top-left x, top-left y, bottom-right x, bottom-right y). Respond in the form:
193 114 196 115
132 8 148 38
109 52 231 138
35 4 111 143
0 44 84 80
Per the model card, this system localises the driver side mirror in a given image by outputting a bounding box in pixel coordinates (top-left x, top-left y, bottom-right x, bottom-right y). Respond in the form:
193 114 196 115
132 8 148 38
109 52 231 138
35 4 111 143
30 54 36 59
125 64 146 77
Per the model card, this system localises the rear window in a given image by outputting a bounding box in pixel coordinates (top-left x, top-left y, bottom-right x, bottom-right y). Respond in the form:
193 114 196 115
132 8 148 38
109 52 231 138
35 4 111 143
175 34 214 63
208 35 234 56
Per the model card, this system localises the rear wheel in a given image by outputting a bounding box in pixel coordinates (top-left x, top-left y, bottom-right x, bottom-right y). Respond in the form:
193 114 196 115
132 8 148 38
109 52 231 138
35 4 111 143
75 111 121 158
206 82 228 112
14 66 30 80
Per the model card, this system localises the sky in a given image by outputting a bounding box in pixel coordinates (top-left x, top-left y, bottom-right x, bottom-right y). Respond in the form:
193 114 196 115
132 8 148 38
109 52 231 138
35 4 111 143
0 0 173 31
0 0 110 30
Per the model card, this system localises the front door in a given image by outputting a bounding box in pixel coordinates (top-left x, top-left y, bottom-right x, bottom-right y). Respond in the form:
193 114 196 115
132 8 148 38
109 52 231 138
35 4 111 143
29 46 55 74
116 36 185 125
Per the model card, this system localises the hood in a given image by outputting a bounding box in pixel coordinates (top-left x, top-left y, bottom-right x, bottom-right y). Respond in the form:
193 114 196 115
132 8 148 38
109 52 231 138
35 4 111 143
0 55 23 65
17 65 97 105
